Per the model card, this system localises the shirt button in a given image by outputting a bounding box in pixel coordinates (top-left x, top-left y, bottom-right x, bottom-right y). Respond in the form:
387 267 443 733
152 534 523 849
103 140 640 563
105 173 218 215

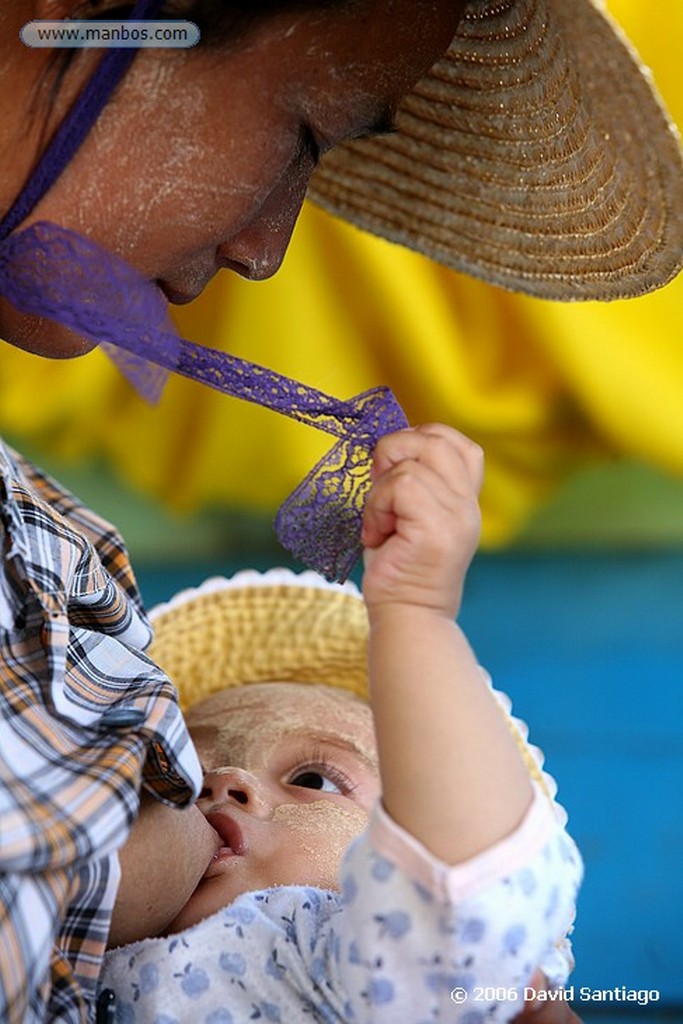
98 707 146 730
96 988 117 1023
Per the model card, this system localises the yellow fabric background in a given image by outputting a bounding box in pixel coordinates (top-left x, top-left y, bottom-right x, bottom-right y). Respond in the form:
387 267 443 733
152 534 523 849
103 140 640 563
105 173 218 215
0 0 681 547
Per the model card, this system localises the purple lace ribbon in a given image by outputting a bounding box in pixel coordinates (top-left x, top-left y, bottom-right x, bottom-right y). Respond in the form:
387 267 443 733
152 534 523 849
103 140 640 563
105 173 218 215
0 221 407 580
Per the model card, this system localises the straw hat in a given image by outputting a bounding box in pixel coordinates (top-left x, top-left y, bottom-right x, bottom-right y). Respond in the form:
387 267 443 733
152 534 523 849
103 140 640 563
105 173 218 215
148 568 554 797
310 0 683 301
148 569 370 709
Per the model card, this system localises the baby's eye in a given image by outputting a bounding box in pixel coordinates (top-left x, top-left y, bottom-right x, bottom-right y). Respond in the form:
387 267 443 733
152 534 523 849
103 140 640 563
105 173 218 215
290 770 343 794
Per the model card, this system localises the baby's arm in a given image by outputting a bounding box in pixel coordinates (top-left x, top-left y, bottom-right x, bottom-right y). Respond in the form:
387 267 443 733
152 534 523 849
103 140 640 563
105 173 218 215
362 424 533 864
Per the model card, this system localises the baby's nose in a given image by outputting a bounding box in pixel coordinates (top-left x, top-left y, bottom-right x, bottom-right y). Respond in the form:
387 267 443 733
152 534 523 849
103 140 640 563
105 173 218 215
200 766 272 819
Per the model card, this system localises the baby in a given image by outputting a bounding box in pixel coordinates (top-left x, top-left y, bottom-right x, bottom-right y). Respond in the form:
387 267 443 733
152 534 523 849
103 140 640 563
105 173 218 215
100 425 583 1022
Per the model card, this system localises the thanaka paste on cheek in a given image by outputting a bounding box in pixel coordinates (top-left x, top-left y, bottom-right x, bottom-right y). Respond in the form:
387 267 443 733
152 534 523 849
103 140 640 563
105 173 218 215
272 799 367 890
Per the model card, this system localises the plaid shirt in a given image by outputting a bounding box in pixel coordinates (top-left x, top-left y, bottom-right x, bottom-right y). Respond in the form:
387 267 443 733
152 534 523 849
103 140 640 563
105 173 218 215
0 441 201 1023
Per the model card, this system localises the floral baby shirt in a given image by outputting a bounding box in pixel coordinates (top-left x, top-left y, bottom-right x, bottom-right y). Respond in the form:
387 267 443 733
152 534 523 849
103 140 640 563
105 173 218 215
100 789 582 1023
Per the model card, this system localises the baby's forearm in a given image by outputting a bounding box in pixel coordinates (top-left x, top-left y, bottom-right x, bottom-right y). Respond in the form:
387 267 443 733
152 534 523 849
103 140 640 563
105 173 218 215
368 604 533 865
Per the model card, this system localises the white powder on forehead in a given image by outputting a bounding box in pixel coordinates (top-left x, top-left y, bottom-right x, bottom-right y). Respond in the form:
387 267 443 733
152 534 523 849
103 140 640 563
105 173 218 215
191 683 378 771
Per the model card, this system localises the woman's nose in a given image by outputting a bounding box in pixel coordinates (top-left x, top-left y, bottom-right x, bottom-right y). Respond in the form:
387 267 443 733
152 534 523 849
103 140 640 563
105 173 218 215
218 207 299 280
199 766 273 819
217 161 312 281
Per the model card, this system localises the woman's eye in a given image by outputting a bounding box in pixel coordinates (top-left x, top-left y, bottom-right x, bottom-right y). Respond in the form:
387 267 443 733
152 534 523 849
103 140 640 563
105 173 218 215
298 123 322 167
290 770 343 794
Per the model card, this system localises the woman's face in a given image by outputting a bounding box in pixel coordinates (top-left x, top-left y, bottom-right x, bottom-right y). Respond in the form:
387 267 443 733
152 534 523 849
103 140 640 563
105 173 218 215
0 0 465 355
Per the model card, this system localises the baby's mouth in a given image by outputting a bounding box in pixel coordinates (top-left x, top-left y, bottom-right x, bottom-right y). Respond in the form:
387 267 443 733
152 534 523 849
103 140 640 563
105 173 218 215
203 810 248 875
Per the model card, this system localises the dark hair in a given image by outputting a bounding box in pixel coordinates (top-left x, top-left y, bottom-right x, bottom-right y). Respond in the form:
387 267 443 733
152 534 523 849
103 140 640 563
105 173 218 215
41 0 353 101
172 0 354 46
71 0 354 46
35 0 352 131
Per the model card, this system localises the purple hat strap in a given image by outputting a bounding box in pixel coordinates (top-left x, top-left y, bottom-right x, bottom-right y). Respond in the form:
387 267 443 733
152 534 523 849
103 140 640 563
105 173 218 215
0 0 164 241
0 221 408 580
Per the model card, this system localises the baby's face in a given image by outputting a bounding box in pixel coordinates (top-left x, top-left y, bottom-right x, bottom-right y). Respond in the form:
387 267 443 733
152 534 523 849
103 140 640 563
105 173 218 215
168 682 380 932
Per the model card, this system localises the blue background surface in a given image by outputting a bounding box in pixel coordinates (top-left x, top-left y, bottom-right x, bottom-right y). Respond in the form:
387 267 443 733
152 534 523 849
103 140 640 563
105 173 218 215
457 551 683 1013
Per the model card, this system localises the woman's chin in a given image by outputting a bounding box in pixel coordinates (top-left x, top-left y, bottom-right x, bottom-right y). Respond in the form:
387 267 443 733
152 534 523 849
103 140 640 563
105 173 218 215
0 303 97 359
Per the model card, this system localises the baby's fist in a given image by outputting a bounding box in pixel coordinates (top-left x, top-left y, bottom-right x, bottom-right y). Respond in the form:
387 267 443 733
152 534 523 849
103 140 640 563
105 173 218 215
361 424 483 619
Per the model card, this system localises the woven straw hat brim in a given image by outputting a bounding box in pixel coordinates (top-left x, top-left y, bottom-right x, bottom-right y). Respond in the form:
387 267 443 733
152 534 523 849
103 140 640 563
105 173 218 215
309 0 683 301
148 571 369 711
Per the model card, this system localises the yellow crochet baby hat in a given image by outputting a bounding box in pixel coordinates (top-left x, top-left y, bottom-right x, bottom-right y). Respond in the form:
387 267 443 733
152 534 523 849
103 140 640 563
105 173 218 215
148 568 556 799
148 569 369 711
